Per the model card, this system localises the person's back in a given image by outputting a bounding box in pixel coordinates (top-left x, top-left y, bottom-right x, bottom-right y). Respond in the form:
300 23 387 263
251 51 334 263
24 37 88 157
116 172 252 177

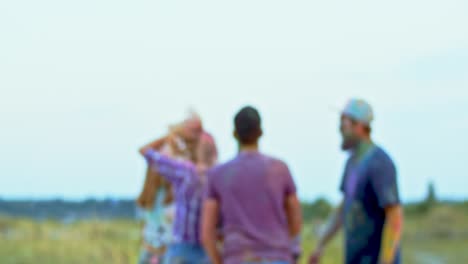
207 151 296 262
202 106 301 264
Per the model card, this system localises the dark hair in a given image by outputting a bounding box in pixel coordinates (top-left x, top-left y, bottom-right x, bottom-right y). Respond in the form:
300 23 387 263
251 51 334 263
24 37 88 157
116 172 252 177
364 125 372 134
234 106 262 144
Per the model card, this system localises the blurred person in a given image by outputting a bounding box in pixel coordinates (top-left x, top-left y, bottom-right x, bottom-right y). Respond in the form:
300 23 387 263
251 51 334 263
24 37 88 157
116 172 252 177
201 106 302 264
309 99 403 264
136 113 203 264
143 129 218 264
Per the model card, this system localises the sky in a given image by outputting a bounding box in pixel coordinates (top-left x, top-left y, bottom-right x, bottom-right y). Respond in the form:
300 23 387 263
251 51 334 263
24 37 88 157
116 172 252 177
0 0 467 203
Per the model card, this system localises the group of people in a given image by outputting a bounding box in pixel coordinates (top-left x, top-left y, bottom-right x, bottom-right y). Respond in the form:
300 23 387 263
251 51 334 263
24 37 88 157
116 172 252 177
135 99 403 264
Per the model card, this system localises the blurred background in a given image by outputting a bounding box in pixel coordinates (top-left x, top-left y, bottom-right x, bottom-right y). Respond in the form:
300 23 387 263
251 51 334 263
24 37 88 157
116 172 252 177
0 0 467 263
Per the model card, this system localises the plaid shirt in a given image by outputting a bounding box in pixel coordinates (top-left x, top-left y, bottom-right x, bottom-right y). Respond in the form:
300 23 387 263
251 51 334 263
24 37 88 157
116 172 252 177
144 149 204 245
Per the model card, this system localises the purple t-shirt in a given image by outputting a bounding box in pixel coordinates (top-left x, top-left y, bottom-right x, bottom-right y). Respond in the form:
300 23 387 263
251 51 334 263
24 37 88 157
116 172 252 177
206 151 296 263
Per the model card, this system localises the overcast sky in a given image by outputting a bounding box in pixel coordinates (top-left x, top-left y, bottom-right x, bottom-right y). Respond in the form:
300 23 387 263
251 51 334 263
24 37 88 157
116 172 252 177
1 0 467 202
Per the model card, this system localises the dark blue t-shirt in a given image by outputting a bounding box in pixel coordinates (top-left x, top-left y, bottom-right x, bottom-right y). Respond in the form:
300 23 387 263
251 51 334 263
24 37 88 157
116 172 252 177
340 145 401 264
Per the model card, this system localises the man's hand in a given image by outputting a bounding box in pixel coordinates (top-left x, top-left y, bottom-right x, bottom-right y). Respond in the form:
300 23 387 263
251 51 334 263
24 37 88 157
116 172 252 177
308 201 344 264
308 245 324 264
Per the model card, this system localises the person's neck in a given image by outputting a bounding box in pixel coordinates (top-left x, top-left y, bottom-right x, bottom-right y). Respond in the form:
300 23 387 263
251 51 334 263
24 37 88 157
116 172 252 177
354 138 374 159
239 143 259 153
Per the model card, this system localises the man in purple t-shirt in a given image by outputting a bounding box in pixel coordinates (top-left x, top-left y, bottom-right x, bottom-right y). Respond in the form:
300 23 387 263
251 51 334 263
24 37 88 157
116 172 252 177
201 106 302 264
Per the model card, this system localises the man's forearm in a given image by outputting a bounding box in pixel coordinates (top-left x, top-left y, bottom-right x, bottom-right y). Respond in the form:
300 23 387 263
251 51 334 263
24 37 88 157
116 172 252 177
317 204 343 248
286 194 302 237
380 206 403 264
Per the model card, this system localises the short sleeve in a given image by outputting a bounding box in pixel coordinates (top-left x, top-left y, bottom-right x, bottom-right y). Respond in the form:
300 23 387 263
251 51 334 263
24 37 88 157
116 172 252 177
340 159 351 193
282 163 297 196
369 155 400 208
339 171 346 193
205 168 220 201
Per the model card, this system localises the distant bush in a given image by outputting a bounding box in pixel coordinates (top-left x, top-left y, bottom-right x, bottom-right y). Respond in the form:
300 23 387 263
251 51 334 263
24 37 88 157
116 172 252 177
301 198 333 221
0 199 137 220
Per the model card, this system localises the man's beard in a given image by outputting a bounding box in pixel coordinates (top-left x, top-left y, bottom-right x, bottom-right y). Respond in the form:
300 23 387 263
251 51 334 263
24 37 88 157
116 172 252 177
341 136 360 151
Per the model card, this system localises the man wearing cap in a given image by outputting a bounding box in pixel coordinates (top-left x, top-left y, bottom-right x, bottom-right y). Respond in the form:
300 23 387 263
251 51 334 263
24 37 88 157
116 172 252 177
201 106 302 264
309 99 403 264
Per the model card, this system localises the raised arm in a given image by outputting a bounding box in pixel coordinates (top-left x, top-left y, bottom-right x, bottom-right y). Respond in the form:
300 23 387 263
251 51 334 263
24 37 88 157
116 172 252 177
139 136 168 156
143 149 196 187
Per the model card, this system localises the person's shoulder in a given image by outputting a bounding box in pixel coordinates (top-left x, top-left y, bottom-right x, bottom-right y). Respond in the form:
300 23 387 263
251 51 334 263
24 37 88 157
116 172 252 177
372 146 393 160
261 153 291 171
206 157 238 178
370 145 396 168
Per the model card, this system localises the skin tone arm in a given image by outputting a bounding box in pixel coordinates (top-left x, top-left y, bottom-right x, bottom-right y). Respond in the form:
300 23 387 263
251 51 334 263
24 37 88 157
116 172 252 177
380 205 403 264
309 201 344 264
201 199 222 264
285 194 302 237
139 136 168 155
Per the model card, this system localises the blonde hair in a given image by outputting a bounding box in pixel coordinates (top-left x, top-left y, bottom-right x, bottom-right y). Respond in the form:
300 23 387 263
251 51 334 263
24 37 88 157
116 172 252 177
137 112 214 209
196 132 218 167
137 166 174 209
137 130 195 209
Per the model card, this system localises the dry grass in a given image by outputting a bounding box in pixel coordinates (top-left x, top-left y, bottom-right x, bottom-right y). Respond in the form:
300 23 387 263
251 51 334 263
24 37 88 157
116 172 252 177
1 205 467 264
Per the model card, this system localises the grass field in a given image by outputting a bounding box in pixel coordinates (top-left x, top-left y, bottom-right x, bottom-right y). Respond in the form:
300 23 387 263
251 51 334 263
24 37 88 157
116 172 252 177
1 205 467 264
